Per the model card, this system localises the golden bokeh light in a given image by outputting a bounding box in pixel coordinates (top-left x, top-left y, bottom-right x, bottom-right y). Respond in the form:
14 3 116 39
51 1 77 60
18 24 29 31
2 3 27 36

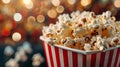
56 5 64 13
2 0 11 4
12 32 22 42
37 15 45 23
67 0 76 5
27 16 36 23
23 0 31 5
47 9 57 18
51 0 60 6
23 0 33 9
80 0 92 7
13 13 22 22
114 0 120 8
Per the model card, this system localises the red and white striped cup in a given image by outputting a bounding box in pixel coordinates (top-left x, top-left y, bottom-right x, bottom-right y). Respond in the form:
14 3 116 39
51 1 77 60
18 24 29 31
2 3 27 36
43 42 120 67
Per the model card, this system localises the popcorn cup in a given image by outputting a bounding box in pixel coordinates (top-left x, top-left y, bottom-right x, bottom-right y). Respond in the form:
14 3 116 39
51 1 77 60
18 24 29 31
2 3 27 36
43 42 120 67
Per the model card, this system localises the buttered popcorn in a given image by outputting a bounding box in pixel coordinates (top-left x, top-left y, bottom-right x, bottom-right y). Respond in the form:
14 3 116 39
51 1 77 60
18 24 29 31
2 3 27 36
40 11 120 51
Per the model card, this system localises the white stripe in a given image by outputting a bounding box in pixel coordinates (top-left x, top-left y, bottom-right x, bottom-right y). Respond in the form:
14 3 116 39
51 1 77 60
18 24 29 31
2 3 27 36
51 46 57 67
103 51 110 67
78 54 83 67
45 43 51 67
95 53 101 67
111 49 118 67
86 54 91 67
116 53 120 67
68 51 73 67
59 48 64 67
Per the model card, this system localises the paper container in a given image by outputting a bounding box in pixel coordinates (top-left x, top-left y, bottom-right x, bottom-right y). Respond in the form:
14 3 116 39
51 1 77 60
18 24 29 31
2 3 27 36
43 42 120 67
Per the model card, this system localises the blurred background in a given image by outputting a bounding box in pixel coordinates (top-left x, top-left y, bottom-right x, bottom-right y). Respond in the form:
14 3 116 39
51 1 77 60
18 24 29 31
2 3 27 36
0 0 120 67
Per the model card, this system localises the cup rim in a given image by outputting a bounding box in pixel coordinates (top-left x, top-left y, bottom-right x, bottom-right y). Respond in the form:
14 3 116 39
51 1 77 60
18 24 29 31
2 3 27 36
52 44 120 55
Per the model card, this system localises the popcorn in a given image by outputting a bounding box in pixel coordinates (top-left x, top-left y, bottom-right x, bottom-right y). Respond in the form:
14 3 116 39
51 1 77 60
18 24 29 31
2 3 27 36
95 36 105 48
110 37 119 46
73 28 85 37
40 11 120 51
62 37 75 48
70 10 80 22
58 14 70 23
40 36 55 44
102 11 112 20
84 43 91 51
42 26 53 36
71 10 80 19
74 37 84 43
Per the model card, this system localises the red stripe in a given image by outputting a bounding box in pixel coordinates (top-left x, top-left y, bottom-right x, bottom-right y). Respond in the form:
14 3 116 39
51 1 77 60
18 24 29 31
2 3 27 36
43 43 48 67
82 55 86 67
72 52 78 67
63 49 68 67
54 47 61 67
99 52 106 67
118 62 120 67
114 48 120 67
48 44 54 67
90 53 97 67
107 50 114 67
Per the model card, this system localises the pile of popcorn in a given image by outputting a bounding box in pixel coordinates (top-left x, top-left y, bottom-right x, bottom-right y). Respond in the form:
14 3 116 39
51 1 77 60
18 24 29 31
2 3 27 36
40 11 120 51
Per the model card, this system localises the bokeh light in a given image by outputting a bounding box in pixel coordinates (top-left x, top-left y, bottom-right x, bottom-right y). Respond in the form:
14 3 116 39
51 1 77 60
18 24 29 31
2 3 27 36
67 0 76 5
100 0 109 3
22 41 32 54
32 53 44 67
4 46 14 56
23 0 31 5
47 9 57 18
4 21 12 30
12 32 22 42
27 16 36 23
80 0 92 7
2 0 11 4
37 15 45 23
1 5 14 16
1 28 11 36
51 0 60 6
13 13 22 22
25 2 34 9
5 59 19 67
56 5 64 13
23 0 33 9
114 0 120 8
15 50 28 62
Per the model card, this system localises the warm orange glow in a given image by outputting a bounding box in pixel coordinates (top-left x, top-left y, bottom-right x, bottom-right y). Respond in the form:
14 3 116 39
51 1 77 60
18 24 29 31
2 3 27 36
47 9 57 18
51 0 60 6
114 0 120 8
27 16 36 23
2 0 11 4
12 32 22 42
56 5 64 13
67 0 76 5
23 0 33 9
37 15 45 23
80 0 92 7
